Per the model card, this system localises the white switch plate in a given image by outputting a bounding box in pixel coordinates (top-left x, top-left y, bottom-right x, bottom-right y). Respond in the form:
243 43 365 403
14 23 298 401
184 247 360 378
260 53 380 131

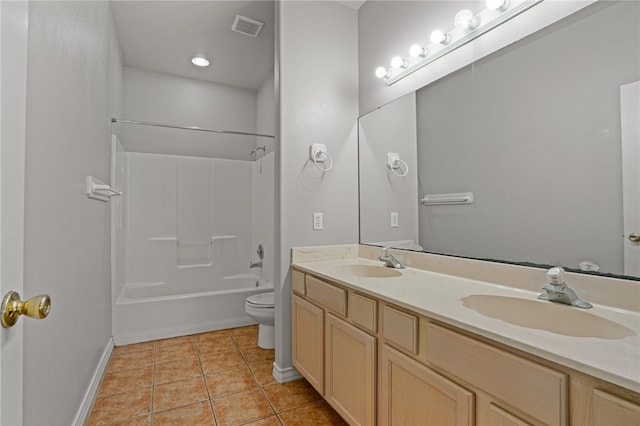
313 212 323 230
390 212 399 227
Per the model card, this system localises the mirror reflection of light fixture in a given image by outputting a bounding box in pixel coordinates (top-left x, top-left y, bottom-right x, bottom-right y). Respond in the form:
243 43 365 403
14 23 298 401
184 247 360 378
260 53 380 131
409 44 427 58
390 56 409 69
454 9 478 30
430 30 449 45
374 0 542 86
487 0 509 11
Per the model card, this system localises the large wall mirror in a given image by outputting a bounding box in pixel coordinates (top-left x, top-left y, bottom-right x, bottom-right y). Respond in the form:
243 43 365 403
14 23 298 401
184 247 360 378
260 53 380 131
359 1 640 278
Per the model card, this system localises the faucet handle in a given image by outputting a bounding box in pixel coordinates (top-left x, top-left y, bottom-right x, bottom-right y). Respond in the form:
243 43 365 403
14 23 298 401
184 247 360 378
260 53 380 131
381 246 390 255
546 267 565 285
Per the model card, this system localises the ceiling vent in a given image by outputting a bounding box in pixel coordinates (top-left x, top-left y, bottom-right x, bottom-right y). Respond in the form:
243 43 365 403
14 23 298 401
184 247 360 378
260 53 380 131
232 15 264 38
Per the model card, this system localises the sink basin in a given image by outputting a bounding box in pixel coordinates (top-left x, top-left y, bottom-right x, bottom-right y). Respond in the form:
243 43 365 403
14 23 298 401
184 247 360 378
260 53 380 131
334 264 402 278
461 294 635 340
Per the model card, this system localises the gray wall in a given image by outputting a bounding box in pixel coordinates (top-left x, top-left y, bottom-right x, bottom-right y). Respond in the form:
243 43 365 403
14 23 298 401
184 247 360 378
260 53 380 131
416 1 640 274
23 1 122 424
276 0 359 376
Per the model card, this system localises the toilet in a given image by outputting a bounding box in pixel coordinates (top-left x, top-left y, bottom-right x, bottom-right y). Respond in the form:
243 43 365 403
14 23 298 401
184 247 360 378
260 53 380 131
245 292 275 349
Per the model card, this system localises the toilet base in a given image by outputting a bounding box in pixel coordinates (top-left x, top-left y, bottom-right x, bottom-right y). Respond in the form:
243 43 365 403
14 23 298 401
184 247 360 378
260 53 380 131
258 323 275 349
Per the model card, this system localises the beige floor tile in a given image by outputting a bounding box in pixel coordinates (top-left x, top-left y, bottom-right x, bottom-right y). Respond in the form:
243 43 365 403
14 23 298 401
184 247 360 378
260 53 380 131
278 400 347 426
240 346 275 365
229 325 258 337
196 336 237 355
243 415 282 426
153 376 209 412
98 366 153 397
200 349 245 375
249 361 276 386
262 380 321 413
155 335 194 349
86 387 152 425
205 366 257 398
104 415 151 426
155 341 197 364
112 341 155 356
152 401 215 426
194 330 232 343
211 388 274 426
231 332 258 348
107 350 154 373
154 357 202 385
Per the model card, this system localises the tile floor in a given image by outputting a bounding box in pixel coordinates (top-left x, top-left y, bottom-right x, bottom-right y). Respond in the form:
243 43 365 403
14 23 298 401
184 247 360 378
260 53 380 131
87 325 347 426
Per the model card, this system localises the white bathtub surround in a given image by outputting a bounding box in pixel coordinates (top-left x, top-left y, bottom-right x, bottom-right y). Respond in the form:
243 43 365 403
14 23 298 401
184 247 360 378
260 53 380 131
112 150 271 344
291 244 640 393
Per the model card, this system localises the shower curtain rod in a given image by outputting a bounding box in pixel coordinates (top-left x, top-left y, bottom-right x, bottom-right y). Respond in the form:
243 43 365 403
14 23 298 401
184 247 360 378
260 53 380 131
111 118 275 139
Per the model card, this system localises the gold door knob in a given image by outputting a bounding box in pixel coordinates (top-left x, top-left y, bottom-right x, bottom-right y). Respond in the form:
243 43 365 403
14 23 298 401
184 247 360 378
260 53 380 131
1 291 51 328
629 233 640 243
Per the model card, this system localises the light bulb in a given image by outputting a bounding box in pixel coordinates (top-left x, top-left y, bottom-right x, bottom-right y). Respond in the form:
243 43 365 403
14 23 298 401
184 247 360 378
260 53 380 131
454 9 478 30
430 30 449 45
486 0 508 11
191 56 210 67
409 44 427 58
390 56 408 69
375 66 389 79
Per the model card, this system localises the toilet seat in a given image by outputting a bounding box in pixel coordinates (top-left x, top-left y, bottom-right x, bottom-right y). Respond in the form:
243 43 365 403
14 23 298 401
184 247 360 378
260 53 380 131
246 292 274 308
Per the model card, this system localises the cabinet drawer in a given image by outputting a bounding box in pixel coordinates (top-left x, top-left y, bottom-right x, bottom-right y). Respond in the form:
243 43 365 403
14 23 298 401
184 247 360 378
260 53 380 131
383 305 418 353
292 269 306 295
306 275 346 316
425 323 567 426
349 293 377 333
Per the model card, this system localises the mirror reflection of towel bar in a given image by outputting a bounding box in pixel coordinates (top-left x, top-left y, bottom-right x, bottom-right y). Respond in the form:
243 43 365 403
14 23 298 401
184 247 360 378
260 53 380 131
421 192 473 206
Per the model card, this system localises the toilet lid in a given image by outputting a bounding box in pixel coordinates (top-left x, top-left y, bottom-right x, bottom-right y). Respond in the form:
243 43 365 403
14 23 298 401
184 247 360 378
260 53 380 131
247 292 274 307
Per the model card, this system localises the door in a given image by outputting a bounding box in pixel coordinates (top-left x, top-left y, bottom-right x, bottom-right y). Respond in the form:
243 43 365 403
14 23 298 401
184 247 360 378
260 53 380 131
292 294 324 393
621 80 640 276
0 1 29 424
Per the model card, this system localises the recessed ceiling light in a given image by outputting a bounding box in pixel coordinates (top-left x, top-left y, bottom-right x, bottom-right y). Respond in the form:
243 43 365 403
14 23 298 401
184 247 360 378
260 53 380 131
191 56 210 67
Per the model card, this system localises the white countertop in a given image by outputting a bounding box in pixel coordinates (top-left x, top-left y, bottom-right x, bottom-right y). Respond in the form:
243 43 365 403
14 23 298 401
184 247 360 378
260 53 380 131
292 257 640 393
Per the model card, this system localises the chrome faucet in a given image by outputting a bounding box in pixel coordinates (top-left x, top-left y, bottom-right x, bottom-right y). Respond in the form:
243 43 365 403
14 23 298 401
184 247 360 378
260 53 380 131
538 267 592 309
379 247 405 269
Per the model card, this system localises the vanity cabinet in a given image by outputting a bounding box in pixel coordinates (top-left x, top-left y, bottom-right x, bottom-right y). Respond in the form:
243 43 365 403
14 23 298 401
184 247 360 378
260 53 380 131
291 267 640 426
380 344 474 425
291 271 376 426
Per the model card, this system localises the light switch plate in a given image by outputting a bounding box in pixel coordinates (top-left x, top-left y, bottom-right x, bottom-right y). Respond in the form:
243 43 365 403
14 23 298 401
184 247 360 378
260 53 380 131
390 212 399 227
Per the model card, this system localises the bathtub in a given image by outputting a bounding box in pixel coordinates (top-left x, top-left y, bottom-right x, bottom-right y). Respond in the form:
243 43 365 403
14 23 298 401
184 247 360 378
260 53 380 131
113 275 273 345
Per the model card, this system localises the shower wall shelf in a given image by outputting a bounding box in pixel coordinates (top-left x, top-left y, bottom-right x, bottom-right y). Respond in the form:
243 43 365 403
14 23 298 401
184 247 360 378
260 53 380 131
111 118 275 162
86 176 122 202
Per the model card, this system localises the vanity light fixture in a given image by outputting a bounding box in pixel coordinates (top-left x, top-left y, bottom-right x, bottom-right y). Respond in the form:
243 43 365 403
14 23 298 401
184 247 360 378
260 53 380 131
390 56 409 69
409 44 427 58
454 9 479 30
375 66 391 79
430 30 449 45
191 56 210 67
374 0 542 86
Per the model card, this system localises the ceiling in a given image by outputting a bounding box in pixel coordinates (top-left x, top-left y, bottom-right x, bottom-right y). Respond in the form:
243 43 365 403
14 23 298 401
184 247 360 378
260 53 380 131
110 1 275 91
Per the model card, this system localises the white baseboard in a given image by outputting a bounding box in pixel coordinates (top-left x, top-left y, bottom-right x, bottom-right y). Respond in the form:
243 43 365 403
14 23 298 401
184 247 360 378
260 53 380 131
272 362 302 383
72 337 114 426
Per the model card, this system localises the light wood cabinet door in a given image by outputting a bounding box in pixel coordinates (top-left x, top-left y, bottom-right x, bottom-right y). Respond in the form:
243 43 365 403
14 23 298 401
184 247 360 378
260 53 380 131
592 389 640 426
486 403 533 426
380 344 475 426
292 294 324 394
325 313 376 426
